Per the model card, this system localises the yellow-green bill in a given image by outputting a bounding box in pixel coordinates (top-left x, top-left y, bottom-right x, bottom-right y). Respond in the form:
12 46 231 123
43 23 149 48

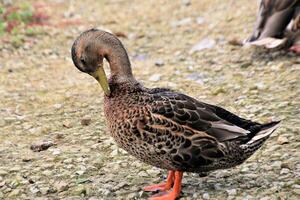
92 67 111 96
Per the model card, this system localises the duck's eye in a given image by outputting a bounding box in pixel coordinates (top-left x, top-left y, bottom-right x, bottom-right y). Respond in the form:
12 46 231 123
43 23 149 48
80 58 86 65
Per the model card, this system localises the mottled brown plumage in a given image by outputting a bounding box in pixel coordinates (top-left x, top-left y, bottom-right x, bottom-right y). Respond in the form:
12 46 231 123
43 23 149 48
71 29 280 200
246 0 300 52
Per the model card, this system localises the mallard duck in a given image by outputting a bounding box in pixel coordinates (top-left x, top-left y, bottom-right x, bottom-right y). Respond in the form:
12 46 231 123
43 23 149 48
245 0 300 52
71 29 280 200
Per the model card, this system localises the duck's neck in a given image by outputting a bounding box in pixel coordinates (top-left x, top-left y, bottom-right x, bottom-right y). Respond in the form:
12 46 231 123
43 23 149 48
97 32 136 84
105 53 136 84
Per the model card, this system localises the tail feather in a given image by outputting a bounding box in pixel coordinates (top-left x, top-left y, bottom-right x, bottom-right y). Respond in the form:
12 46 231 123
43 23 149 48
240 121 280 158
247 121 280 145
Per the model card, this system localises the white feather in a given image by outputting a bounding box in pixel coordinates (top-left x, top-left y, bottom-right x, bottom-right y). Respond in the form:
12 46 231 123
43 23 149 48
247 123 280 144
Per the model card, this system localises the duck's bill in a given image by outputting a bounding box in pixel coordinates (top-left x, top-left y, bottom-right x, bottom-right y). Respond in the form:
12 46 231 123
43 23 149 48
91 67 111 96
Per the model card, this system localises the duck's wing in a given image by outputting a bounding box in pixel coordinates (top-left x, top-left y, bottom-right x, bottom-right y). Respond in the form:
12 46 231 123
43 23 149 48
139 90 261 168
148 91 259 142
247 0 299 42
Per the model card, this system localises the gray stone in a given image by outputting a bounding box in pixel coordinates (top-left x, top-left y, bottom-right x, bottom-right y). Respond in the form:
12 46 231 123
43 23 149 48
155 59 164 67
196 17 205 24
280 168 290 175
30 141 54 152
52 148 61 155
137 171 148 177
29 186 40 194
189 38 216 53
149 74 161 82
181 0 191 6
75 170 86 176
202 192 210 199
171 18 192 27
294 184 300 189
226 188 237 196
240 166 250 172
146 168 160 176
277 136 289 145
54 181 69 192
40 187 50 195
271 161 282 169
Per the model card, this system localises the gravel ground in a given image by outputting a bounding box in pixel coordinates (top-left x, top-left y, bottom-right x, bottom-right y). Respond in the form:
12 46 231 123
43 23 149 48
0 0 299 199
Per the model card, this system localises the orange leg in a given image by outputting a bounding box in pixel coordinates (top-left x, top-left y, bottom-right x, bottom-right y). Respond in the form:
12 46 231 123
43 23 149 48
143 171 175 192
148 171 183 200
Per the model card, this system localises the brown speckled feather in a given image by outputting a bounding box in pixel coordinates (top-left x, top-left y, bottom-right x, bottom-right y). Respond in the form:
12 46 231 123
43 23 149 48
104 79 278 173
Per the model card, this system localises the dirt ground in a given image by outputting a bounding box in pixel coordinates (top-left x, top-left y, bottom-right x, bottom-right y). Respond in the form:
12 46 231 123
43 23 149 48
0 0 299 199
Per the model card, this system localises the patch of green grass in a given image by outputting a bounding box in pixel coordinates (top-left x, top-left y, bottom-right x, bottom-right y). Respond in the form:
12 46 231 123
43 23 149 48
0 6 5 35
5 3 33 24
0 3 46 47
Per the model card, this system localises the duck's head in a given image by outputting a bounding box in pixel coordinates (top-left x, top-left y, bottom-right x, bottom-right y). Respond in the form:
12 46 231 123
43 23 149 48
72 29 134 96
72 29 113 96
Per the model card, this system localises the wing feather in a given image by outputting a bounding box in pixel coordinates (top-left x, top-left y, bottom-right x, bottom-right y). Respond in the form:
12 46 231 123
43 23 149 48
149 91 251 142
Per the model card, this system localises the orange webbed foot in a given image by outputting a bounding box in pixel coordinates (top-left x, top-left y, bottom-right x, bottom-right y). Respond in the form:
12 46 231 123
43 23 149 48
143 171 174 192
143 183 170 192
146 171 183 200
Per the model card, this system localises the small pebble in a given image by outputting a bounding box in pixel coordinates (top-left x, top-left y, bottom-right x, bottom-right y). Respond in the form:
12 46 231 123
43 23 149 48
0 181 6 187
154 59 164 67
40 187 50 195
202 192 210 199
81 118 92 126
277 135 289 145
54 181 69 192
189 38 216 53
52 149 61 155
137 171 148 177
170 17 192 27
226 188 237 196
29 186 40 194
280 168 290 175
30 141 54 152
196 17 205 24
181 0 191 6
149 74 161 82
53 104 63 109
